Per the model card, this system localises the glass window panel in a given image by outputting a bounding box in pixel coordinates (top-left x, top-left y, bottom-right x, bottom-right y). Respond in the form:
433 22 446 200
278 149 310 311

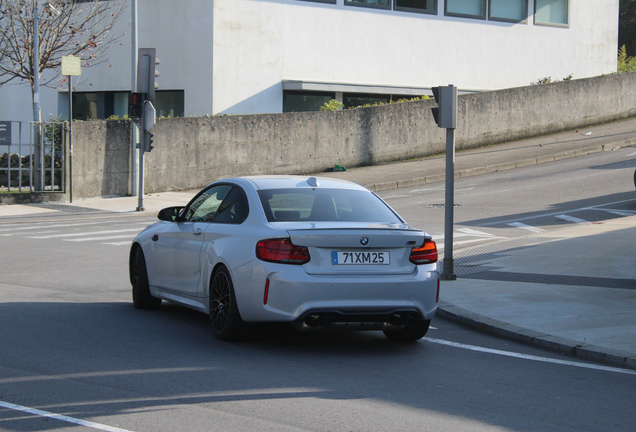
345 0 391 8
154 90 184 118
185 185 233 222
343 94 390 109
535 0 567 25
258 188 402 223
284 91 335 112
395 0 436 12
446 0 485 17
489 0 526 21
72 92 98 120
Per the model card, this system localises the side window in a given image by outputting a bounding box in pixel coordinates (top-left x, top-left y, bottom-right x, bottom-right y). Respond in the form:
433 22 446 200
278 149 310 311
184 185 233 222
214 187 249 224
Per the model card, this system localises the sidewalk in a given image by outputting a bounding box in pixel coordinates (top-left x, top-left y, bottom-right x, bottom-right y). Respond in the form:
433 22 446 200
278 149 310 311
1 118 635 369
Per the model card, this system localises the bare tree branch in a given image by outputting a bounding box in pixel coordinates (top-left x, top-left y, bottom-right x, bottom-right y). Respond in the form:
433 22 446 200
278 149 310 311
0 0 127 119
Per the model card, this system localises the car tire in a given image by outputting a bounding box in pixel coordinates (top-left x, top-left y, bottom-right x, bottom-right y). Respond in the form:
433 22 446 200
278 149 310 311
383 319 431 341
209 266 244 341
131 247 162 310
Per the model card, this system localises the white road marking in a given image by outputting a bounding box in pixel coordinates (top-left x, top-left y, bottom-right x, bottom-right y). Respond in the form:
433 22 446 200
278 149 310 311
102 241 134 246
0 400 134 432
555 214 593 225
28 228 145 239
456 228 504 238
626 151 636 157
381 194 410 199
409 187 443 193
506 222 547 233
65 234 137 242
480 198 636 226
0 221 104 233
423 338 636 375
594 209 636 217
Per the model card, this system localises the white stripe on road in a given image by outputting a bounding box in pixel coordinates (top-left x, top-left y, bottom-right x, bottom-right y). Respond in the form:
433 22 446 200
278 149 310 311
102 241 134 246
0 221 104 233
480 198 636 226
555 214 593 225
423 338 636 375
28 228 145 239
595 209 636 217
506 222 547 233
65 234 136 242
0 400 134 432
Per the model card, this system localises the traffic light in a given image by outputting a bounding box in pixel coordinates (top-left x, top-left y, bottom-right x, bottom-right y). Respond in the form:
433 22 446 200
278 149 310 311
128 92 144 121
137 48 159 101
145 132 154 153
431 85 457 129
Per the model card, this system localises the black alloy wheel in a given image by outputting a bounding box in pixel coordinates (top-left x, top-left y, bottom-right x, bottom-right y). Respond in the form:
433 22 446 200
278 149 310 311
131 246 162 309
209 267 243 341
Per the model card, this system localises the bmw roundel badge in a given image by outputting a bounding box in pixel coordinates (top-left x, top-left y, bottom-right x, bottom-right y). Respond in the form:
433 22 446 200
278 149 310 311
360 237 369 246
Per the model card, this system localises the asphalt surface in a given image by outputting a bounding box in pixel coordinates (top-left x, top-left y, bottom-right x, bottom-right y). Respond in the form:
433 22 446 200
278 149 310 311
2 117 636 371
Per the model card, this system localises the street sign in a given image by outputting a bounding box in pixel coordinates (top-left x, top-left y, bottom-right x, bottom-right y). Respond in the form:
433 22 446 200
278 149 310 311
61 56 81 76
0 121 10 143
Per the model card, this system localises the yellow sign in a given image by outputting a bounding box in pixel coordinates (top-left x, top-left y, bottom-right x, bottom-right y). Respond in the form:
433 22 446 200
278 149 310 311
61 56 81 76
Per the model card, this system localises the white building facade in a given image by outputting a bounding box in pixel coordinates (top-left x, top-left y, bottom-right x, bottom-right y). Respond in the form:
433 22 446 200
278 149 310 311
0 0 620 122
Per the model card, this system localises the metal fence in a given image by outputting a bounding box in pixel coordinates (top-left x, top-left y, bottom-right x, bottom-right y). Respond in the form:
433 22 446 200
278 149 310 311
0 121 66 194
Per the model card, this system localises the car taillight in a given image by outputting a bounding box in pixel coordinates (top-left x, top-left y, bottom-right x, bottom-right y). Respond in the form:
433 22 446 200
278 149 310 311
256 238 310 265
410 240 438 264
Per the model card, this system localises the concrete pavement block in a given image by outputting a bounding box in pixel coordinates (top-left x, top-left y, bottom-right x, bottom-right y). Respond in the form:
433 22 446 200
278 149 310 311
425 174 446 183
575 345 631 369
515 158 538 168
532 335 577 356
536 155 555 164
459 167 488 178
486 162 517 173
397 177 427 188
625 357 636 371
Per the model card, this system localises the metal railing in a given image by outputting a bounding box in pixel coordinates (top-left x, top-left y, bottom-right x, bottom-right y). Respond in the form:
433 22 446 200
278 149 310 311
0 121 66 194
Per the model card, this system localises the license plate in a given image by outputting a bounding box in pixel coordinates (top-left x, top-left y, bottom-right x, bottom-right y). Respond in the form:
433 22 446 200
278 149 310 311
331 251 390 265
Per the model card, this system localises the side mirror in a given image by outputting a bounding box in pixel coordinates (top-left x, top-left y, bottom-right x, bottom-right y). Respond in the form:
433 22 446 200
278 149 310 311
157 206 184 222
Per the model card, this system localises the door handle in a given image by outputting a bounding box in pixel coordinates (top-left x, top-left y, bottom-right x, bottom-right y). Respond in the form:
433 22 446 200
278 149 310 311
193 228 203 236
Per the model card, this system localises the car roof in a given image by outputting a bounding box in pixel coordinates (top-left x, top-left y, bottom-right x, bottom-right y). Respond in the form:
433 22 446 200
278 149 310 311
234 175 369 192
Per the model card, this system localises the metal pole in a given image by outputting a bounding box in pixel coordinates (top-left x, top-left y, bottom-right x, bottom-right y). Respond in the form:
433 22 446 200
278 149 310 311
33 5 39 123
68 75 73 203
131 0 139 196
137 131 145 211
441 127 457 280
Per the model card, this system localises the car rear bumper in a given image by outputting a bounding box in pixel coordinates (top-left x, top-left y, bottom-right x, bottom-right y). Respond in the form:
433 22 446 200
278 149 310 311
235 263 440 323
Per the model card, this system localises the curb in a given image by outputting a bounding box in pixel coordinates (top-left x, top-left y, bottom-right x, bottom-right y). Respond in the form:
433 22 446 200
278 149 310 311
364 139 636 192
436 302 636 371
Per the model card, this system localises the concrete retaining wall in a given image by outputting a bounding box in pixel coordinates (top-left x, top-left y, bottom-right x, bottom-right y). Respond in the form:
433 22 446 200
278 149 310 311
69 72 636 199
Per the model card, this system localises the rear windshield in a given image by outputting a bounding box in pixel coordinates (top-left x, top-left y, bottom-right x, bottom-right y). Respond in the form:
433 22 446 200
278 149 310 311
257 188 403 223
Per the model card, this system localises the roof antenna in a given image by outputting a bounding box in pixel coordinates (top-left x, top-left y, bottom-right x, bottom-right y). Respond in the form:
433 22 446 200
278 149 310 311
307 177 319 187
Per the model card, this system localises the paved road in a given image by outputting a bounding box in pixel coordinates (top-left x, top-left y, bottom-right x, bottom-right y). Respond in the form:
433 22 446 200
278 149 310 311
379 145 636 252
1 152 635 431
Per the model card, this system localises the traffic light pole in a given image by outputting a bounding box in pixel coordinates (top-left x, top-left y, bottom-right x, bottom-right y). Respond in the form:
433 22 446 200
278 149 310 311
431 85 458 280
442 127 457 280
137 133 145 211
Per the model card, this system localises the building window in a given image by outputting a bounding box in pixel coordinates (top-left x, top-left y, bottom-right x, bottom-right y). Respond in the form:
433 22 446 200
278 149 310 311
534 0 567 26
154 90 184 118
489 0 527 22
345 0 391 10
394 0 436 14
284 91 335 112
343 94 391 109
446 0 486 19
72 90 183 120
